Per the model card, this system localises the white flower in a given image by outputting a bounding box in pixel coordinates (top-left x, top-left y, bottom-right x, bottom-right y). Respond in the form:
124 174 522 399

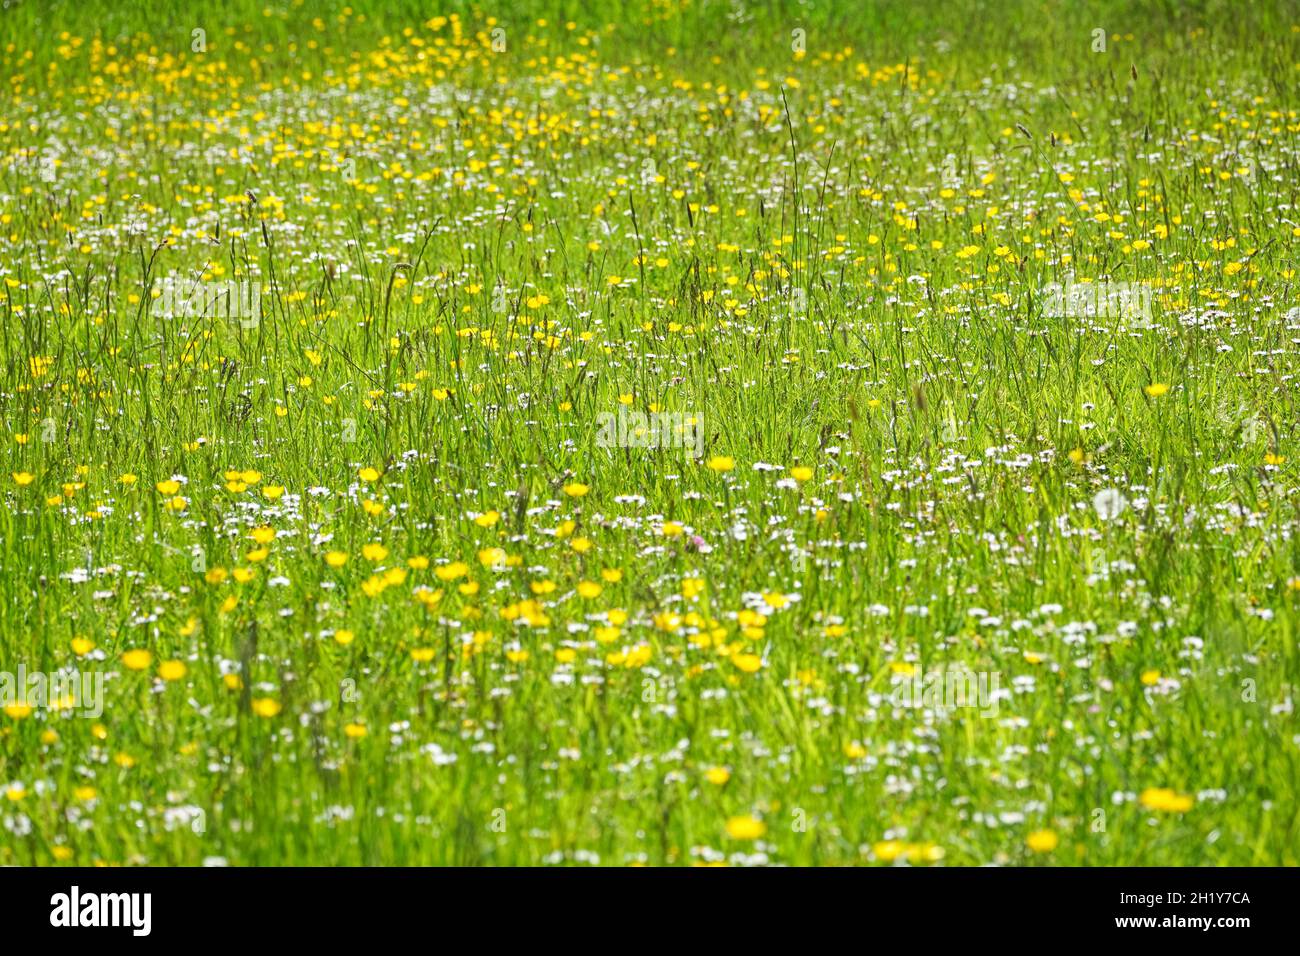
1092 488 1127 520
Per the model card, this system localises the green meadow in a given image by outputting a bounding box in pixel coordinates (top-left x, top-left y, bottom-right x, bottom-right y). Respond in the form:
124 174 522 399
1 0 1298 865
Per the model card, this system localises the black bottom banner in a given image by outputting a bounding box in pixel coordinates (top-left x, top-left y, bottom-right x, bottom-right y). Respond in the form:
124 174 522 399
0 867 1287 942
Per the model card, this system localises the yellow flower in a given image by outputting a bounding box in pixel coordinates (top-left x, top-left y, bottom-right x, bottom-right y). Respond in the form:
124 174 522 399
434 561 469 581
732 653 763 673
155 479 180 495
474 510 500 527
121 649 153 671
359 466 381 482
1264 453 1286 466
250 526 276 545
706 455 734 472
790 465 814 482
724 815 767 840
361 542 388 562
653 611 681 632
1026 829 1059 853
1140 669 1161 686
413 587 444 608
158 660 187 681
1144 382 1170 398
1139 787 1194 813
577 580 603 599
3 702 33 719
325 550 349 568
334 629 355 646
250 698 282 718
661 521 684 537
262 484 285 500
704 766 731 785
12 471 35 486
343 722 368 739
874 840 943 863
71 637 95 656
563 482 589 497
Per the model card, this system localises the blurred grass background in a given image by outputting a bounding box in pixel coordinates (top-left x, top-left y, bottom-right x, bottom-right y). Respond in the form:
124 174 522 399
6 0 1299 79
